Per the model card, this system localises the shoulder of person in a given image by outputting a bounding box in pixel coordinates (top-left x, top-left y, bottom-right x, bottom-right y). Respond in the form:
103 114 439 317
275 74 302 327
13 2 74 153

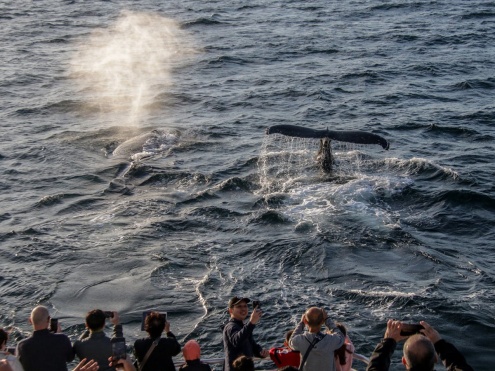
291 332 306 339
224 319 240 330
52 331 69 338
346 342 355 352
134 338 149 346
54 332 72 342
16 337 28 345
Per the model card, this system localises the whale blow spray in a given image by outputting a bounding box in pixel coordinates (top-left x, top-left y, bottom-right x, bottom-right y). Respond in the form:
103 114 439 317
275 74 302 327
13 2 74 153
70 11 191 126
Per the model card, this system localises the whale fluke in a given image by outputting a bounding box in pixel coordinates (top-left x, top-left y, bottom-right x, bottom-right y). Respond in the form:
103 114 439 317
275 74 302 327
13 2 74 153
265 124 390 172
266 124 389 150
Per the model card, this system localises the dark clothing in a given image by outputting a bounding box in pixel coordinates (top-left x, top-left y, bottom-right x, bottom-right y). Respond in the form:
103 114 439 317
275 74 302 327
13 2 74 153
366 338 474 371
222 318 263 371
179 359 212 371
434 339 474 371
366 338 396 371
16 329 74 371
133 332 181 371
73 324 123 371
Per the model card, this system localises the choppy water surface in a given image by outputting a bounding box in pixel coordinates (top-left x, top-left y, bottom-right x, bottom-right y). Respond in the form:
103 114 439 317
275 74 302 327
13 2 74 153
1 1 494 369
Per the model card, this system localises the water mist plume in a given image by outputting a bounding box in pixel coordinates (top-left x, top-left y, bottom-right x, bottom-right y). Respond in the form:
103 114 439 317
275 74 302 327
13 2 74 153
70 11 191 126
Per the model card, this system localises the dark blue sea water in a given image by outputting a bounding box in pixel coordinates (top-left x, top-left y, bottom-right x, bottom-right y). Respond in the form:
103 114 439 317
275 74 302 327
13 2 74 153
1 1 494 369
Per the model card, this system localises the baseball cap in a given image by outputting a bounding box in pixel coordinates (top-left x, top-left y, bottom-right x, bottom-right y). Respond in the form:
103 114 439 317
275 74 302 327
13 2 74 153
228 296 250 308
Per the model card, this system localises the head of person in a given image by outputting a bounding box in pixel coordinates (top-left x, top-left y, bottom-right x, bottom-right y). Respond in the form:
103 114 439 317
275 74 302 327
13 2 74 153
183 339 201 362
336 322 347 337
145 311 166 338
402 334 437 370
228 296 250 321
334 323 348 365
30 305 50 330
0 328 8 350
284 330 293 348
232 355 254 371
85 309 106 331
304 307 325 332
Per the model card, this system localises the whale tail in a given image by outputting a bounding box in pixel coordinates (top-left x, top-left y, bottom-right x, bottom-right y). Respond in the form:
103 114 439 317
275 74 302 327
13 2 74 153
316 138 333 172
266 124 390 150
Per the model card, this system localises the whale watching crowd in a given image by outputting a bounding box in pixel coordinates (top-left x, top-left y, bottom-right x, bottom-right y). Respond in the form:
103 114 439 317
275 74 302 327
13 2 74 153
0 296 473 371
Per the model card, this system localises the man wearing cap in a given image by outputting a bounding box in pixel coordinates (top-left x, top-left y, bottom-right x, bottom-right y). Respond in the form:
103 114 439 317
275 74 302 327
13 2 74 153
222 296 269 371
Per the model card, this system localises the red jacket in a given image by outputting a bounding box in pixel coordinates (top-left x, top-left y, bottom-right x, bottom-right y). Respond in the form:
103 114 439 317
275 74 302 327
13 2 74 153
269 347 300 369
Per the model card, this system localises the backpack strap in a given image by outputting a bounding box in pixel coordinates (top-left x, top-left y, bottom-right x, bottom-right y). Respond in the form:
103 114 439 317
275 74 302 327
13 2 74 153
138 338 160 371
299 332 326 371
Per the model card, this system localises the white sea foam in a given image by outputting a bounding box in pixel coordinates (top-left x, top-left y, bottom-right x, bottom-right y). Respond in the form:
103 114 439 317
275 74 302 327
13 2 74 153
384 157 459 179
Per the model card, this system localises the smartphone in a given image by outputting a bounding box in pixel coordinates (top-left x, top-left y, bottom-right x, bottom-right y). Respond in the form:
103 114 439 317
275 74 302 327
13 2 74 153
252 300 260 310
141 310 167 331
111 337 127 361
50 318 58 332
104 311 114 318
400 323 424 336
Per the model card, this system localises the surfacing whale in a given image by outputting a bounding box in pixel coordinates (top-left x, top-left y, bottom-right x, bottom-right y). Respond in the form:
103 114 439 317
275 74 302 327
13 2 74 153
112 129 179 159
265 124 389 172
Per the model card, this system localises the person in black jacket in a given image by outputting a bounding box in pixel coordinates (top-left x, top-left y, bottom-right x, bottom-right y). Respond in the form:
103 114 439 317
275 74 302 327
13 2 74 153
366 319 473 371
16 305 75 371
134 312 181 371
222 297 268 371
73 309 123 371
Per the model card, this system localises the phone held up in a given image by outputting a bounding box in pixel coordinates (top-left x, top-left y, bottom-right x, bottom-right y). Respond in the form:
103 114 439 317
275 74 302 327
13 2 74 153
400 323 424 336
111 337 127 361
252 300 260 310
50 318 58 333
104 311 114 318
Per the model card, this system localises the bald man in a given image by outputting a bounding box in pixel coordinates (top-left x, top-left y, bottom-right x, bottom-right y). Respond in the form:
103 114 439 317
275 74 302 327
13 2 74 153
366 320 473 371
17 306 74 371
289 307 344 371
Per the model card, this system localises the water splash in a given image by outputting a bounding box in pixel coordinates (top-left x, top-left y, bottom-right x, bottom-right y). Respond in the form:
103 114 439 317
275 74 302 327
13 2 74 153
257 134 382 194
257 135 318 194
69 11 193 126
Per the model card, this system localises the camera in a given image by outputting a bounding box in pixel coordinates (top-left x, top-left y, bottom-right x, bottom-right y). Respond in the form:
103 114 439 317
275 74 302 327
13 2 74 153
111 337 127 361
252 300 260 309
50 318 58 332
400 323 424 336
104 311 114 318
141 310 167 331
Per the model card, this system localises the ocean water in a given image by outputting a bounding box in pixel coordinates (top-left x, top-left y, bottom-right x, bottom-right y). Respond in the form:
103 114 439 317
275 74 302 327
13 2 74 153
1 0 494 369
